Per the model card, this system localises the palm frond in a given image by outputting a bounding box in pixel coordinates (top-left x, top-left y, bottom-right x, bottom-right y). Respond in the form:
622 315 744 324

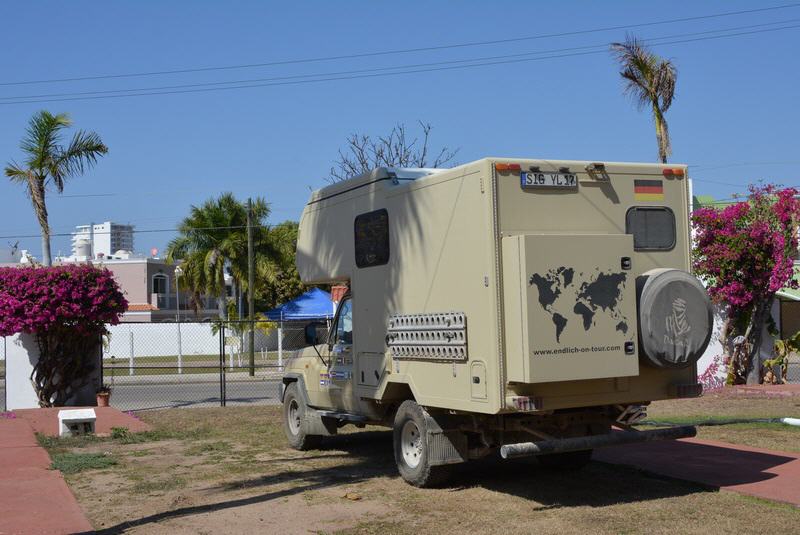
20 111 71 170
611 36 658 110
4 162 30 184
654 60 677 112
49 130 108 192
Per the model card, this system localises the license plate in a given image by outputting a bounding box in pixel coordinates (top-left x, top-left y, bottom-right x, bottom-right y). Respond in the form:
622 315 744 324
520 171 578 189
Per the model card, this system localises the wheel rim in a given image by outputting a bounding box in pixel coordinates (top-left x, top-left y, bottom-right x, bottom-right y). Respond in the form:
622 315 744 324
287 399 301 435
401 420 423 468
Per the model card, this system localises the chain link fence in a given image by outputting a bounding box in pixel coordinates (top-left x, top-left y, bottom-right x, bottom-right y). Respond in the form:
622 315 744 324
101 320 325 411
786 354 800 384
6 318 793 412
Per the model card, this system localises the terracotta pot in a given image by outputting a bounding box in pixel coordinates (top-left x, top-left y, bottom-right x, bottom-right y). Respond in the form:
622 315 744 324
96 392 110 407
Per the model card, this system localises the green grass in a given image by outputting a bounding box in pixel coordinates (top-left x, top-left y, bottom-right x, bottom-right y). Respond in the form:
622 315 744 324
185 440 233 456
36 425 211 456
37 432 104 454
51 452 117 474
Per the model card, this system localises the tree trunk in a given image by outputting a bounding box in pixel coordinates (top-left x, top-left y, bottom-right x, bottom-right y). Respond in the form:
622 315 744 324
28 177 51 266
652 103 668 164
745 298 774 385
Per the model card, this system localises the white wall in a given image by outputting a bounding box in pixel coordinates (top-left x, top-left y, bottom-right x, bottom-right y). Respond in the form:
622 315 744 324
1 323 312 364
4 333 101 409
101 322 296 358
696 300 779 388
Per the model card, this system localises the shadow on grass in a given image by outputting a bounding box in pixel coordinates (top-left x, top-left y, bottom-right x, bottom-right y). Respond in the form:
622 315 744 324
81 430 725 534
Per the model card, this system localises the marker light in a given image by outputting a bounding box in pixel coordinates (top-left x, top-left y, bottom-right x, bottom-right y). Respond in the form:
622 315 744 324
662 168 686 177
496 163 521 172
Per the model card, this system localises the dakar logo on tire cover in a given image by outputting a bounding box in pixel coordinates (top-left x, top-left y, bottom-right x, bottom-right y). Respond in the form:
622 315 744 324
665 297 691 346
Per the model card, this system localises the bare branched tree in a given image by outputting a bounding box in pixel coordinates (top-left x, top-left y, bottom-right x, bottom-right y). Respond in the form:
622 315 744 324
328 121 459 182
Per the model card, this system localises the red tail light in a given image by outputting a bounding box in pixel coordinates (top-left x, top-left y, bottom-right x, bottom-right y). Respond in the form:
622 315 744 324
662 168 686 177
496 163 521 172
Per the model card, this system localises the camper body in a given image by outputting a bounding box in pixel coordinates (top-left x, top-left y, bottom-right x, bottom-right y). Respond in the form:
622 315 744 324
282 158 711 486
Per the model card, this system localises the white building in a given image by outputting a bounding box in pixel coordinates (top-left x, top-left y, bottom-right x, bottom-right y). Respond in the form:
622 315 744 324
70 221 134 260
0 245 21 265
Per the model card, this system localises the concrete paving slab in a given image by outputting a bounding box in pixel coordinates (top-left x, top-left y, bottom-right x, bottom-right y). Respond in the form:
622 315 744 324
597 437 800 507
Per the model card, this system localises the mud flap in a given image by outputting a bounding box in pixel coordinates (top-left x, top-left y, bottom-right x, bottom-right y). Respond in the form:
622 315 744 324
283 374 337 437
303 410 338 437
421 407 468 466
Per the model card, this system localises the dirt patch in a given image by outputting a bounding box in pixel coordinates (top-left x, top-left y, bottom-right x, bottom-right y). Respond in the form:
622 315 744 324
46 395 800 534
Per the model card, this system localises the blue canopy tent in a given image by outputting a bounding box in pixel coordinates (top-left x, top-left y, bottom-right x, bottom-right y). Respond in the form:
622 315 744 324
265 288 335 365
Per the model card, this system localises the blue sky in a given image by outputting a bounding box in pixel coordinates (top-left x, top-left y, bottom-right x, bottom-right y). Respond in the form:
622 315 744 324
1 1 798 258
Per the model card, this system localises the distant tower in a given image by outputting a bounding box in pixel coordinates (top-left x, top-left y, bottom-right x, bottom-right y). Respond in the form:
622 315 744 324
71 221 135 258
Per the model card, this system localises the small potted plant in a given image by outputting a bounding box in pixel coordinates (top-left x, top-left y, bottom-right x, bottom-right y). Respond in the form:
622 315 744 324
96 385 112 407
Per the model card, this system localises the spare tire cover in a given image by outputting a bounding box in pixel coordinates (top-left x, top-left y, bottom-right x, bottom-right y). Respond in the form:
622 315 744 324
637 269 713 369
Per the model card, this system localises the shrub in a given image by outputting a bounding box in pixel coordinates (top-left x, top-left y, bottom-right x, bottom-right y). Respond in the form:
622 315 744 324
692 185 800 384
0 264 127 406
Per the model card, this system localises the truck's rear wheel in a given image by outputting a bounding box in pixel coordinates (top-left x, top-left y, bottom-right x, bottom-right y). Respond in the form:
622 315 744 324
393 400 452 487
282 383 322 450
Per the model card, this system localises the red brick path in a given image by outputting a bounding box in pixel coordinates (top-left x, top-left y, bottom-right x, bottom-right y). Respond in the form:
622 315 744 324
0 408 150 534
597 437 800 507
0 418 93 535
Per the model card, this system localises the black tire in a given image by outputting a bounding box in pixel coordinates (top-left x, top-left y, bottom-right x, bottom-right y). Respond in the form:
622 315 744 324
536 449 593 470
282 383 322 450
392 400 452 487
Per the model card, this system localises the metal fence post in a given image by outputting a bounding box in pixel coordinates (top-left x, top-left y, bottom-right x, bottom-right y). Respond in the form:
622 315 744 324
99 334 104 387
129 329 134 376
219 323 224 407
177 321 183 375
221 323 227 407
278 320 283 369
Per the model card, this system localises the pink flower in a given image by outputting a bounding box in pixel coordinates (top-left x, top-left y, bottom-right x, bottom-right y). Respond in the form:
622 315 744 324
692 184 800 314
0 265 127 337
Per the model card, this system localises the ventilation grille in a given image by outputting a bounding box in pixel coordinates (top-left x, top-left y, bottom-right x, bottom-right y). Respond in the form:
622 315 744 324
387 312 468 361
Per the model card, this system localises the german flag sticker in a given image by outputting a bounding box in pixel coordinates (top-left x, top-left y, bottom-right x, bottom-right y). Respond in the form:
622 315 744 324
634 179 664 201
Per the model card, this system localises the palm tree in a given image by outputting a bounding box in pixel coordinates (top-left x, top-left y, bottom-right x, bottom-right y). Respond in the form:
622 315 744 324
166 193 272 319
5 111 108 266
611 36 677 163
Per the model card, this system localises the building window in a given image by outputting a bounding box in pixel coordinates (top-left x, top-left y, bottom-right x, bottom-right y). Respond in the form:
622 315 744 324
354 209 390 268
625 207 676 251
153 274 168 294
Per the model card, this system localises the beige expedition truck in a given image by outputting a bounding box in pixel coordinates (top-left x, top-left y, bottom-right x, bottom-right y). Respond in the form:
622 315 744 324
281 158 712 486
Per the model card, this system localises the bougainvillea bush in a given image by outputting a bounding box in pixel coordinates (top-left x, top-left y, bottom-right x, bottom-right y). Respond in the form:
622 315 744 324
0 265 127 406
692 184 800 384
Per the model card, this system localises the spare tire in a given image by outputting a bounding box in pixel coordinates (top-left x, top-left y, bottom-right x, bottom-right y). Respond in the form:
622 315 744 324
637 269 713 369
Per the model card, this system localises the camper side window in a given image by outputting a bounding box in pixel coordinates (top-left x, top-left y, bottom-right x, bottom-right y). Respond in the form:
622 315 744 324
354 209 390 268
625 206 676 251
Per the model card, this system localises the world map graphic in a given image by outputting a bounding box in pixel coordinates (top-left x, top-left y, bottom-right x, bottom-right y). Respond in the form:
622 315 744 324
529 267 629 343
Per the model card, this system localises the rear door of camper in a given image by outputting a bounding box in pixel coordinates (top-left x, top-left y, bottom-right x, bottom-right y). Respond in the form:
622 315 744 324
497 161 690 384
